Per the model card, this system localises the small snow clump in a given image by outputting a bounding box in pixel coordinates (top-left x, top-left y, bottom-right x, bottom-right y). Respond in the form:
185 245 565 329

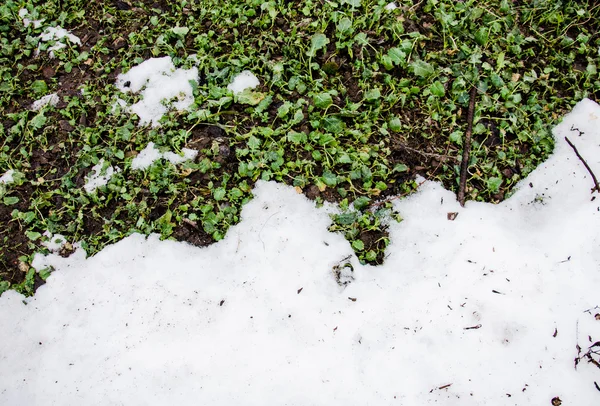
31 93 59 111
0 170 15 184
227 71 260 95
42 231 67 253
84 160 121 193
115 56 198 127
130 142 197 170
37 26 81 58
18 8 44 28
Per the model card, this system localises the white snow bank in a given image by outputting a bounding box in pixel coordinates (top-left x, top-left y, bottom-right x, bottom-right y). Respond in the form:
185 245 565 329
131 142 198 170
1 99 600 405
37 26 81 58
30 93 59 111
84 159 121 193
0 169 15 184
227 70 260 94
116 56 198 127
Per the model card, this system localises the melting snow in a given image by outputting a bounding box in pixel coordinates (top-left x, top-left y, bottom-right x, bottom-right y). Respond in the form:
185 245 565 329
37 26 81 58
31 93 59 111
227 70 260 94
131 142 198 170
84 159 121 193
1 99 600 405
18 8 44 28
0 169 15 184
41 232 67 253
115 56 198 127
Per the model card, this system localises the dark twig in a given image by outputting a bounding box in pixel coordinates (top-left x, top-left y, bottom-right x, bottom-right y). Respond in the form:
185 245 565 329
395 143 458 162
565 137 600 193
458 86 478 206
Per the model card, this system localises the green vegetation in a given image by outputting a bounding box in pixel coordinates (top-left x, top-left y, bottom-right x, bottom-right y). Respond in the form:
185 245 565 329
0 0 598 295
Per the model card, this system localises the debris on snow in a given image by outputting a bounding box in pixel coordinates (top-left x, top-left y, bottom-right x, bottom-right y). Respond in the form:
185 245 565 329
84 159 121 193
227 70 260 94
31 93 59 111
115 56 198 127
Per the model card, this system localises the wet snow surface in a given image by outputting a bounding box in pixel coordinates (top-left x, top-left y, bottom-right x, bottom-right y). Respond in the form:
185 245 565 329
1 99 600 405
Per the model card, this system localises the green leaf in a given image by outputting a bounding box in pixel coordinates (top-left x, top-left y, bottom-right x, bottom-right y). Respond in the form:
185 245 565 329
277 102 292 118
322 117 344 134
235 89 266 106
4 196 19 205
334 212 358 225
172 26 189 36
25 230 41 241
353 196 371 210
487 177 502 193
411 60 434 78
364 88 381 102
393 163 409 173
449 130 463 145
342 0 361 7
365 250 377 262
387 47 406 66
389 117 401 132
313 92 333 109
352 239 365 251
213 187 226 201
474 27 488 46
307 33 329 57
322 171 338 187
429 81 445 97
31 80 48 95
30 111 47 130
336 17 352 35
287 131 307 144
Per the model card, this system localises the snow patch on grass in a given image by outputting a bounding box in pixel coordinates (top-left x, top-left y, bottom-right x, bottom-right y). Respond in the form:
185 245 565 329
18 8 44 28
37 26 81 58
1 100 599 404
41 232 66 253
116 56 198 127
0 169 15 184
84 160 121 193
227 70 260 94
31 93 59 111
131 142 198 170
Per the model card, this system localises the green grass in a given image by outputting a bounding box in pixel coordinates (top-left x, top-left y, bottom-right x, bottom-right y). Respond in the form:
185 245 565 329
0 0 598 295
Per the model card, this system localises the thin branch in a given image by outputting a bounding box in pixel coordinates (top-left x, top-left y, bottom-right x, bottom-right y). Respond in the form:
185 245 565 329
457 86 478 206
565 136 600 194
394 142 458 162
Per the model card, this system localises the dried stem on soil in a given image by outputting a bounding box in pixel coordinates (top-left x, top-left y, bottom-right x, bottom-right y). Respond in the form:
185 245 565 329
564 136 600 194
458 86 478 207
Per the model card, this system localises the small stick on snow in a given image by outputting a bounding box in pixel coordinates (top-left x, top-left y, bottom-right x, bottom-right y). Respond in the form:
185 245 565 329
457 86 478 207
565 136 600 194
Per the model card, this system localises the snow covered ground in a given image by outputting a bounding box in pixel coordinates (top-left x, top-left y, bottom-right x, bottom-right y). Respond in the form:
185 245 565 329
1 99 599 405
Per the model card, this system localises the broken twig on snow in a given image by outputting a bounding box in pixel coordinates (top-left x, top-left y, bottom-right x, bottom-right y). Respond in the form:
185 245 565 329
458 86 478 206
565 136 600 194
